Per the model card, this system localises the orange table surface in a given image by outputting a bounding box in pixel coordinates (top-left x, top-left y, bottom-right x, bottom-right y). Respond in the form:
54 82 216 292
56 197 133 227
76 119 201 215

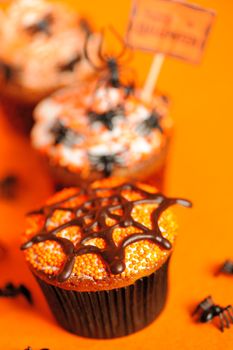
1 0 233 349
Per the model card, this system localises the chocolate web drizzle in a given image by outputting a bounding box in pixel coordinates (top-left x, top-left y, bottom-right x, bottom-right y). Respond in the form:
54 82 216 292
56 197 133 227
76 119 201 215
21 183 192 282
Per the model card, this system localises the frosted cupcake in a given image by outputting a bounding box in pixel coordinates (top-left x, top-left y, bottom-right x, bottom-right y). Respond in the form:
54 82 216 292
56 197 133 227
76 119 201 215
0 0 96 104
31 82 172 189
21 178 191 338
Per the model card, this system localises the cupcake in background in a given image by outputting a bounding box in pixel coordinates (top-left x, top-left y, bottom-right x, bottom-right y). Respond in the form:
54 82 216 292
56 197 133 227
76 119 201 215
21 177 192 338
31 82 172 189
0 0 98 131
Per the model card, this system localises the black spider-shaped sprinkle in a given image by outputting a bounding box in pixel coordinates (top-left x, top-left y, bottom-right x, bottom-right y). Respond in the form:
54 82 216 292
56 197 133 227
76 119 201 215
0 175 18 199
136 110 163 136
0 61 15 82
25 13 53 36
218 260 233 275
58 54 82 72
193 296 233 332
50 120 82 147
88 153 125 177
0 283 33 305
88 106 124 130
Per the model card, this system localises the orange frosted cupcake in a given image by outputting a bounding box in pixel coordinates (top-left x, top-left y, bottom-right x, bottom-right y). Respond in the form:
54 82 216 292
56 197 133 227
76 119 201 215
21 178 191 338
31 82 172 189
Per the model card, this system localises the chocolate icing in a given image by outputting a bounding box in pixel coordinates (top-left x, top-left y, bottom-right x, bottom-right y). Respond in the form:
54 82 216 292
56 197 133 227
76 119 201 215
136 110 163 136
21 183 191 282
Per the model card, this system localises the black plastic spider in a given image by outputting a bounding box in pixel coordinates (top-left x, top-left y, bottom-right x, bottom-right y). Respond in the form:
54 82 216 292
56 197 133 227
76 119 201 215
50 120 82 147
193 296 233 332
218 260 233 275
88 152 125 177
25 13 53 36
0 283 33 305
84 26 135 96
136 110 163 136
88 105 124 130
58 53 82 72
0 174 18 199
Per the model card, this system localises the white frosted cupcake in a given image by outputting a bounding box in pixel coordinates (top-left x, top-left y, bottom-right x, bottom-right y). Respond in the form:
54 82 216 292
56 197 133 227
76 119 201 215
31 83 173 188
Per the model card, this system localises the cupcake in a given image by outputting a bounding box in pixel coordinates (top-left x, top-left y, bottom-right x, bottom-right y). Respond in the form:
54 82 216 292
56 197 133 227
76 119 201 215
0 0 96 103
0 0 97 131
21 178 192 338
31 82 172 189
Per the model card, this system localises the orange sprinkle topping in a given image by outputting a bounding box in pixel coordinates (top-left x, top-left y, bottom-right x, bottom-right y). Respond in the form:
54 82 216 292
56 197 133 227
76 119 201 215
22 178 180 290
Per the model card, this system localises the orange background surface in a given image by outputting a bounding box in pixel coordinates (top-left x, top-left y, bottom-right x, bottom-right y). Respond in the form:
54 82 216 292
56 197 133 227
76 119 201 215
1 0 233 349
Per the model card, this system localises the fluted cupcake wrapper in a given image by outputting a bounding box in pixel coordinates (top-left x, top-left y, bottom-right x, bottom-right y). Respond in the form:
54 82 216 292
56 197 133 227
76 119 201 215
35 259 169 339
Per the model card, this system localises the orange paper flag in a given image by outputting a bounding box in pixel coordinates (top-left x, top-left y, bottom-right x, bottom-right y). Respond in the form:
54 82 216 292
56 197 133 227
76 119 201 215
126 0 215 64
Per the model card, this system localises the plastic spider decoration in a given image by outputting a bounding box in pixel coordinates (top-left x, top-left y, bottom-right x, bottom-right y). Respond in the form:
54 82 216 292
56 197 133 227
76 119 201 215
88 152 125 177
25 13 54 36
84 26 135 96
0 174 19 199
136 109 163 136
0 283 33 305
50 120 82 147
193 296 233 332
218 260 233 275
88 105 125 130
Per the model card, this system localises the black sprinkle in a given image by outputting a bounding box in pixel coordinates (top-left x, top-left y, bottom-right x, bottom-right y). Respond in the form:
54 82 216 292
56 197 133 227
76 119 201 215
50 120 82 147
136 110 163 136
88 153 125 177
88 106 124 131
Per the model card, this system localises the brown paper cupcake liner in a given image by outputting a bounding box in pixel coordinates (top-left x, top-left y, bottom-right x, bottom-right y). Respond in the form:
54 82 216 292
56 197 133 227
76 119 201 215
35 258 170 339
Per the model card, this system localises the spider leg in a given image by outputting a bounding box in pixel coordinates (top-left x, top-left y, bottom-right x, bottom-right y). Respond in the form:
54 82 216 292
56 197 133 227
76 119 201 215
99 28 109 62
225 306 233 323
83 33 103 70
219 312 225 332
108 25 128 59
222 310 230 328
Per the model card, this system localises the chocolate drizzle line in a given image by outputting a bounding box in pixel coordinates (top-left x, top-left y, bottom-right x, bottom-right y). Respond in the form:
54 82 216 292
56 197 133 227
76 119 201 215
21 183 192 282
